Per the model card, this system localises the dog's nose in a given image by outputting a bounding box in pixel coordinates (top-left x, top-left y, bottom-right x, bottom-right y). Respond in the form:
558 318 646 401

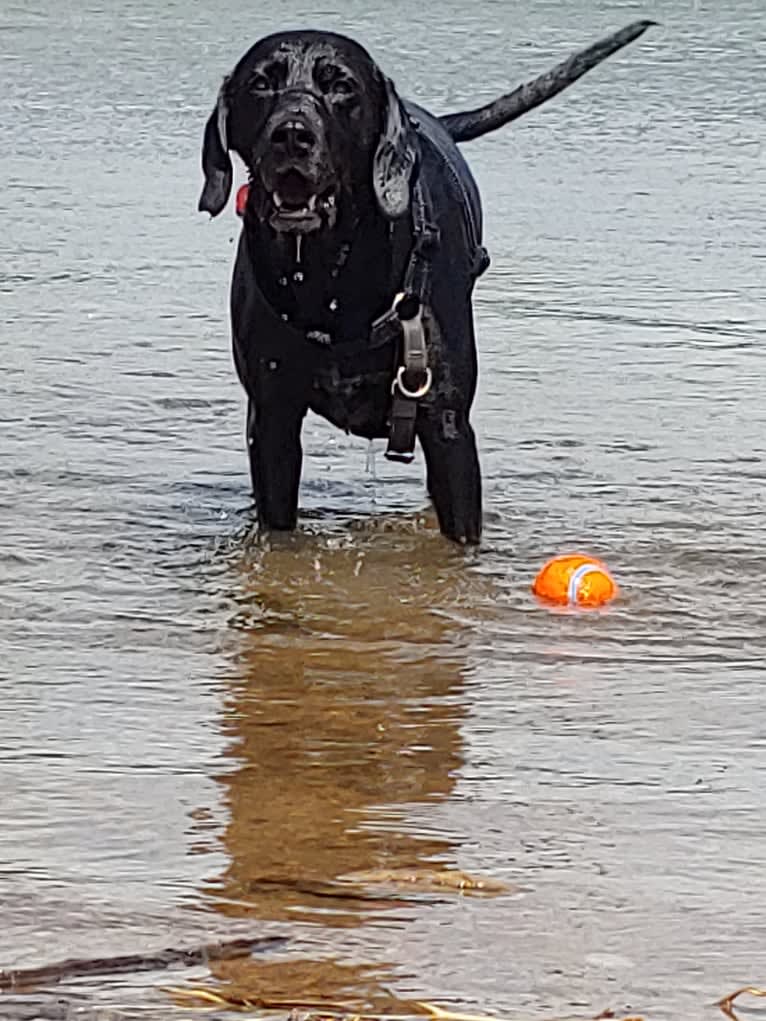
269 118 317 158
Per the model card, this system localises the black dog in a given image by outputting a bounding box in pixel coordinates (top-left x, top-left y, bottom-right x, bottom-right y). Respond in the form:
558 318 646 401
199 21 653 544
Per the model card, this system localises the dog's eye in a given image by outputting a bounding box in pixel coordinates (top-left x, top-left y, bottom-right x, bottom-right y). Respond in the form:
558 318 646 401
332 78 355 97
316 64 355 99
250 72 271 93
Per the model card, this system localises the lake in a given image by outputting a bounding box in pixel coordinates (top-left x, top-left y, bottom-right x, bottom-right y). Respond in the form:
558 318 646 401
2 0 765 1018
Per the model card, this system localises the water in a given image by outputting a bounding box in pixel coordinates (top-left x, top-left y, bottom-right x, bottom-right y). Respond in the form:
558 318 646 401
2 0 766 1018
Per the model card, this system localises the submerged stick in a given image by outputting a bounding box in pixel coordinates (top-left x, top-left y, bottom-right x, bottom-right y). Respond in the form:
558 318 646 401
442 20 657 143
0 935 286 991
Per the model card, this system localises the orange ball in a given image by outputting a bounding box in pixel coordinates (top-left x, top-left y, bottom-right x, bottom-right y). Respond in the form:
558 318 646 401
532 553 618 608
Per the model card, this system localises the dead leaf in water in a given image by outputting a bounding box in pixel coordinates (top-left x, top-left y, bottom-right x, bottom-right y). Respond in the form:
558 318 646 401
163 984 645 1021
337 868 512 897
718 986 766 1021
162 987 510 1021
416 1002 512 1021
163 983 350 1013
163 984 252 1010
594 1012 644 1021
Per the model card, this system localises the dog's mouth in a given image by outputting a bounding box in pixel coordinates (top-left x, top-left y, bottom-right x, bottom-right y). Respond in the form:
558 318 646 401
267 170 338 233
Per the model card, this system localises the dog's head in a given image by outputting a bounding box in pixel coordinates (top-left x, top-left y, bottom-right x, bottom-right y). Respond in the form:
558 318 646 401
198 31 418 233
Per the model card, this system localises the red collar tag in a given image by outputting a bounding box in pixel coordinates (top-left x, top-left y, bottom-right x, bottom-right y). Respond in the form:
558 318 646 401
235 184 249 217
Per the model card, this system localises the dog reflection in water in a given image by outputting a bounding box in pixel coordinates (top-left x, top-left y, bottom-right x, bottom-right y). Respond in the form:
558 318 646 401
196 533 497 1011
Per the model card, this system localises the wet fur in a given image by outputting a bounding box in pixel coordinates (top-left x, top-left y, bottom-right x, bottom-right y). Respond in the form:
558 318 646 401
199 24 654 545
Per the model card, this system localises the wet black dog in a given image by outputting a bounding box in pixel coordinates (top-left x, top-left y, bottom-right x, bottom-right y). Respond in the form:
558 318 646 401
199 22 653 544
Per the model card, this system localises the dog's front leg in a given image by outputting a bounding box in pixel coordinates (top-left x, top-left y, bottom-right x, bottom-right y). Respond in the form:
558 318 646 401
246 395 307 532
417 408 482 546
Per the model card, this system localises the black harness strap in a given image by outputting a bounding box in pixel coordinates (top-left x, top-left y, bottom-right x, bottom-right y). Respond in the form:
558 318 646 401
238 174 441 458
379 177 440 463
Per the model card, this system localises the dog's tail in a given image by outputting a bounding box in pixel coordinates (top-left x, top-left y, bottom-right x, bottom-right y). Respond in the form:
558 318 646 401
441 19 657 144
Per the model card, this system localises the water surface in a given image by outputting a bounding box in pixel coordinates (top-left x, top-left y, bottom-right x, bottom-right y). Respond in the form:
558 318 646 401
2 1 766 1018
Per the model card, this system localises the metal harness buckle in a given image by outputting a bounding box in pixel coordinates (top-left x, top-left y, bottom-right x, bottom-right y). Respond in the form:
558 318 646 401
393 364 432 400
385 292 432 463
391 292 431 399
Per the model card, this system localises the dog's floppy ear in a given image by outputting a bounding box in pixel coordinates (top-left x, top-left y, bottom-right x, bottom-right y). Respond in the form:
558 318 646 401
373 76 418 220
198 78 233 217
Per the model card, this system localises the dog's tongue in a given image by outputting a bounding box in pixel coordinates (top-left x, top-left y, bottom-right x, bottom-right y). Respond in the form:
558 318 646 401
277 170 313 209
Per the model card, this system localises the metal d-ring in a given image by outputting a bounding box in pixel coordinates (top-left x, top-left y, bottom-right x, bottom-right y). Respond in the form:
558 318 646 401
393 365 432 399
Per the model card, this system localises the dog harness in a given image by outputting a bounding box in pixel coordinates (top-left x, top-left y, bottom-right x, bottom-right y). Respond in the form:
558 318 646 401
369 176 439 462
235 162 486 462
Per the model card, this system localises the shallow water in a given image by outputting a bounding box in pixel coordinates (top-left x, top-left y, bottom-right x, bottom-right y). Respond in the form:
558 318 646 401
2 0 766 1018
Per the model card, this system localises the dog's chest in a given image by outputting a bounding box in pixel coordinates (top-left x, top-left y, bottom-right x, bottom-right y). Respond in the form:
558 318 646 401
307 345 393 439
244 223 417 437
246 269 396 439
